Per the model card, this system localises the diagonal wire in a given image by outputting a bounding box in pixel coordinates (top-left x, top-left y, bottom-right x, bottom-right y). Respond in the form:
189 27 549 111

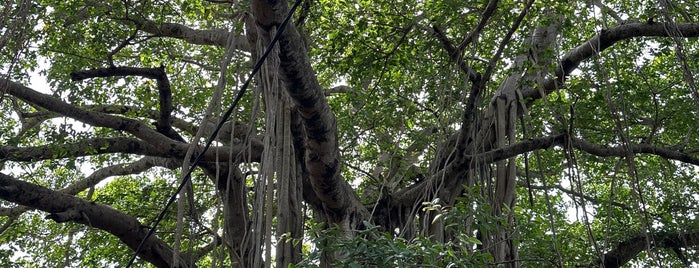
125 0 303 266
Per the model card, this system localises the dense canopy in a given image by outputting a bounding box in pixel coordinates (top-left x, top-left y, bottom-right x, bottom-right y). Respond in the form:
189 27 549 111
2 0 699 267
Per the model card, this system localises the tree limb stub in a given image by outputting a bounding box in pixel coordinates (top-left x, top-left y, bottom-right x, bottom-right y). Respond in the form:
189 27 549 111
0 173 188 268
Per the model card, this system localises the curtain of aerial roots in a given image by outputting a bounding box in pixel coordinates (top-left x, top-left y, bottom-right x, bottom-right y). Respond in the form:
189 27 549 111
251 26 303 268
482 88 520 267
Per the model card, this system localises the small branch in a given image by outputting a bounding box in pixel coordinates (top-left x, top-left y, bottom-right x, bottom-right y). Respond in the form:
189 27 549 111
325 85 350 95
522 182 634 211
591 0 624 24
107 28 140 66
188 236 222 261
455 0 499 52
483 0 534 83
0 216 16 235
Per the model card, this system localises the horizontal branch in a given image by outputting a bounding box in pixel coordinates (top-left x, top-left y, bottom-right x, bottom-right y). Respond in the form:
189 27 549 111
395 134 699 205
130 17 248 50
0 137 158 161
0 157 179 217
70 66 180 142
521 22 699 101
23 105 258 146
0 79 262 163
571 138 699 166
0 172 186 268
589 230 699 268
70 66 166 81
464 135 699 167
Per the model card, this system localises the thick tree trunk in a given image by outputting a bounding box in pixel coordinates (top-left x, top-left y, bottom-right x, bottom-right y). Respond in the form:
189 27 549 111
250 0 369 234
215 166 256 267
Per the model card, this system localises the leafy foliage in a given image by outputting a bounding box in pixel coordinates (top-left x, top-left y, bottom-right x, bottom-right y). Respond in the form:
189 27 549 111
1 0 699 267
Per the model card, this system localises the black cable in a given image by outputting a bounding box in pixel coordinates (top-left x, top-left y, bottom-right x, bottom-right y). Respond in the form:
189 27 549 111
125 0 303 266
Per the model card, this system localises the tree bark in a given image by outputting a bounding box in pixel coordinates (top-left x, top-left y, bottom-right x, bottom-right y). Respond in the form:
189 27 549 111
587 230 699 268
0 173 188 268
249 0 369 231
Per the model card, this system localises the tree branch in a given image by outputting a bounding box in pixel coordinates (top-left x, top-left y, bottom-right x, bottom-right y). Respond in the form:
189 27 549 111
22 104 259 146
0 173 187 268
70 66 182 141
570 137 699 166
455 0 499 53
0 157 179 218
395 134 699 205
0 79 262 163
128 16 248 50
0 137 158 161
587 230 699 268
521 22 699 102
430 25 481 83
521 182 634 211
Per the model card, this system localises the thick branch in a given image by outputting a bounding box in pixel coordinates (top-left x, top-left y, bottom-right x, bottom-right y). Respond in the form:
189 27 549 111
0 137 158 161
395 135 699 204
130 17 248 50
587 230 699 268
571 138 699 166
521 22 699 101
70 66 165 81
0 173 187 268
0 79 262 163
70 66 181 141
0 157 179 217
